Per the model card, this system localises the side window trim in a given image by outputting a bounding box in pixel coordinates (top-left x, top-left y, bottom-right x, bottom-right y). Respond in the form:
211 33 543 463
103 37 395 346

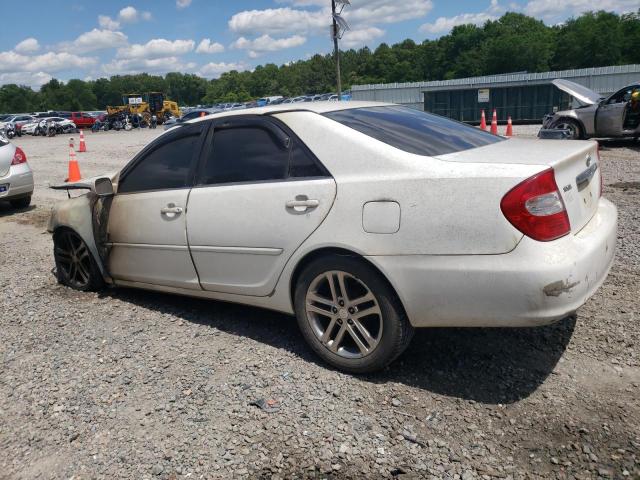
117 123 207 194
193 115 331 187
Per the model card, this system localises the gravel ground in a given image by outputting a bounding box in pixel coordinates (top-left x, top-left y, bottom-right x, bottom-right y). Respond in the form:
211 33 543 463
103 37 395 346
1 126 639 479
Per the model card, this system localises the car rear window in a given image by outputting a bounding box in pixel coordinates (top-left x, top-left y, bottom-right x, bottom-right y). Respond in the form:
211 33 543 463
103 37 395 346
324 106 503 156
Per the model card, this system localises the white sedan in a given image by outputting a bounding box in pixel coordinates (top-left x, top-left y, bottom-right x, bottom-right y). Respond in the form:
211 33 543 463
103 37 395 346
47 102 617 373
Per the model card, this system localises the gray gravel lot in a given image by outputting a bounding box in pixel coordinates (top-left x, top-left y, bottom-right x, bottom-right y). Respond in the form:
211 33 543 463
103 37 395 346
1 126 639 479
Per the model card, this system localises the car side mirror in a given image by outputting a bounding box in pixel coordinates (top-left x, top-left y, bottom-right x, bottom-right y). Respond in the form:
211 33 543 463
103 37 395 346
49 176 114 197
94 177 114 196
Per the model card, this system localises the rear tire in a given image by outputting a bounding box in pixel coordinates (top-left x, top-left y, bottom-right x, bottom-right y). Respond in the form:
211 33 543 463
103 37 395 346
9 196 31 209
294 255 414 374
53 229 104 292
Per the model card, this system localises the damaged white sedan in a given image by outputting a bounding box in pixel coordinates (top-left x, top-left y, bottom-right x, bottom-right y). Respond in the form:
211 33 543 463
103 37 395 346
48 102 617 373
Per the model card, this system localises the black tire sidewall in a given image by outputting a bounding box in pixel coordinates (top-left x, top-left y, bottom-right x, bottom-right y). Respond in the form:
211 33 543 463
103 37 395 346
53 229 104 292
294 255 410 374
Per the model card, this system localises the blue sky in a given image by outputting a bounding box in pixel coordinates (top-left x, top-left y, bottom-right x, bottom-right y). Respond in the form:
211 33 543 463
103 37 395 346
1 0 637 87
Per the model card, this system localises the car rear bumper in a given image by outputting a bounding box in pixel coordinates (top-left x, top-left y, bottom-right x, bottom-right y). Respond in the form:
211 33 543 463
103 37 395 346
367 198 617 328
0 163 34 200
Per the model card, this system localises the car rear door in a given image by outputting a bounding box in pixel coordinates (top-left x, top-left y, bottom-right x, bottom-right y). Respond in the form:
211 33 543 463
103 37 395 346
186 116 336 296
107 123 206 289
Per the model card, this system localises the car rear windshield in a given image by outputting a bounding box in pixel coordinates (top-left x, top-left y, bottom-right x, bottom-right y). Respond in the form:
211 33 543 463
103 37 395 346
324 106 503 156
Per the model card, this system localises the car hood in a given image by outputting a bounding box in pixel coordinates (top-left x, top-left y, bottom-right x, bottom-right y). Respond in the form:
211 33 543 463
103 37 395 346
552 79 601 105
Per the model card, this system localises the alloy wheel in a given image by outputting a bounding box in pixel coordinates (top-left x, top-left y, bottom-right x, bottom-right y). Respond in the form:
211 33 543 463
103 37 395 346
305 270 383 359
54 231 92 289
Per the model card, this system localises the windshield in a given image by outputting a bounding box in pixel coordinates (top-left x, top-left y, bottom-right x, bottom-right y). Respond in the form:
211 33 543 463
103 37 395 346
324 106 504 156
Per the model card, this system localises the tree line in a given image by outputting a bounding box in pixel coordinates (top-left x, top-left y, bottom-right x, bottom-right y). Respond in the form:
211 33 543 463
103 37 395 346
1 10 638 113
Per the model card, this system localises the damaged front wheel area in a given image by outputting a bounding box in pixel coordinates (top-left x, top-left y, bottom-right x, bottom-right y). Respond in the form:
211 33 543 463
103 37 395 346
53 228 104 292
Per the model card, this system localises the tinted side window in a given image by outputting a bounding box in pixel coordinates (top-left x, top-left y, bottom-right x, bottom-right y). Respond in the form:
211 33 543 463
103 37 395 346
200 127 289 185
324 106 503 156
289 141 325 178
118 133 201 193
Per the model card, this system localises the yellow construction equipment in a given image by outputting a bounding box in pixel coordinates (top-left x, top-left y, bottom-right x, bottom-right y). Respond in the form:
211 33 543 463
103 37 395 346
107 92 181 124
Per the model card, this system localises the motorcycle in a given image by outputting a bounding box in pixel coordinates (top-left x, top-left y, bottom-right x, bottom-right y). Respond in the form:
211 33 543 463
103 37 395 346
123 115 133 131
91 120 109 132
35 119 57 137
2 122 17 139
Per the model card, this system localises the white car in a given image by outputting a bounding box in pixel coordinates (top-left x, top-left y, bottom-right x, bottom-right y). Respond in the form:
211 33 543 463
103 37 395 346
0 135 34 208
47 102 617 373
22 117 76 135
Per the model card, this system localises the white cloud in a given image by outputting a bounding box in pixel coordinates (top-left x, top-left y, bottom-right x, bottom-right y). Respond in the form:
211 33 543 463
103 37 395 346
196 39 225 54
98 15 120 30
116 39 195 59
229 7 327 35
177 0 192 8
420 12 497 34
0 51 97 74
118 6 139 23
346 0 434 25
523 0 639 20
228 0 432 42
231 34 306 58
104 56 197 75
198 62 249 78
60 29 128 54
419 0 501 34
14 38 40 54
98 6 151 30
341 27 385 48
0 71 52 88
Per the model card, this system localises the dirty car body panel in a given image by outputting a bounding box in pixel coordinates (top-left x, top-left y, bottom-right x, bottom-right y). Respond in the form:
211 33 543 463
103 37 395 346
48 101 617 332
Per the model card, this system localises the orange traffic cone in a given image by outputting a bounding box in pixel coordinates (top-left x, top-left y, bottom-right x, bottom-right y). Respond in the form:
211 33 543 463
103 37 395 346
78 129 87 152
490 109 498 135
479 110 486 130
505 116 513 137
66 147 82 182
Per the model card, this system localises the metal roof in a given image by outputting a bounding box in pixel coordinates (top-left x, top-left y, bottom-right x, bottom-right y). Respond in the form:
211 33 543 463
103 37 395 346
351 64 640 91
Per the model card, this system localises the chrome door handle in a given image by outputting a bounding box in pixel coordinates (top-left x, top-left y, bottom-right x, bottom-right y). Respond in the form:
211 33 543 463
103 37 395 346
286 199 319 209
161 204 183 215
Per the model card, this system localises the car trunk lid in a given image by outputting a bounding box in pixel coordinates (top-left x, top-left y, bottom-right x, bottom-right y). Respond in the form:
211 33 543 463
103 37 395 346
0 141 15 177
437 137 602 235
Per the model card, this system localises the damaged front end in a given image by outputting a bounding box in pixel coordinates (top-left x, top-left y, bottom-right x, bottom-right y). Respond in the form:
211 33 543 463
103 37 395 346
48 176 116 282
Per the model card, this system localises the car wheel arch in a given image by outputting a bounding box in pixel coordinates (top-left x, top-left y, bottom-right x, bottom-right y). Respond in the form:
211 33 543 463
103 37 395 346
553 116 586 138
288 246 409 321
52 225 109 281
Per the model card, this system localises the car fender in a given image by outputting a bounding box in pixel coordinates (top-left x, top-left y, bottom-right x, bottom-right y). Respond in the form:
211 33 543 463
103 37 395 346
47 193 112 281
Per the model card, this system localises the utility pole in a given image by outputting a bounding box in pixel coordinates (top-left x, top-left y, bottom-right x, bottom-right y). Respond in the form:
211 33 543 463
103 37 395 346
331 0 342 100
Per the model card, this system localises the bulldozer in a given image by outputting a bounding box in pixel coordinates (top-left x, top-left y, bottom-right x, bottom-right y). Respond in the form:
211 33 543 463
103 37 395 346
107 92 181 124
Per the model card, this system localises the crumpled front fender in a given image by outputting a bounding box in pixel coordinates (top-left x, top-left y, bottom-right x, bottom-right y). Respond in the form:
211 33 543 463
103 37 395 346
47 193 112 281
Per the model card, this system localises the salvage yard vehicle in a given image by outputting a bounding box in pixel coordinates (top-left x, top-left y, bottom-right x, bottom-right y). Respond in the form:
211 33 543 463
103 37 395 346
48 102 617 373
0 135 34 208
543 79 640 140
59 112 96 129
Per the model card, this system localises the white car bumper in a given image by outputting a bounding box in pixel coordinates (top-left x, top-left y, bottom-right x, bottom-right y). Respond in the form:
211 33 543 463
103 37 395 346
0 163 34 200
368 198 617 328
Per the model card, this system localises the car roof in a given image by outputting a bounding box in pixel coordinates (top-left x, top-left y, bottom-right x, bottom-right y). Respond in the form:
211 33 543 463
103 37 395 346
185 101 393 126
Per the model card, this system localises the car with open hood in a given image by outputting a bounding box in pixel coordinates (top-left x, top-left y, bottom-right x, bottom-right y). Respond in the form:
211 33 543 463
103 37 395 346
47 101 617 373
542 79 640 140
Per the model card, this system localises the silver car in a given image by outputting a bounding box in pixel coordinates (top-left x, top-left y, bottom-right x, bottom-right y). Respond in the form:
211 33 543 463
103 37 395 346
48 102 616 373
542 79 640 139
0 135 34 208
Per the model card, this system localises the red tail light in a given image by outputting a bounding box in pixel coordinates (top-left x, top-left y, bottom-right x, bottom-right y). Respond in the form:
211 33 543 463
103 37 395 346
501 168 570 242
11 147 27 166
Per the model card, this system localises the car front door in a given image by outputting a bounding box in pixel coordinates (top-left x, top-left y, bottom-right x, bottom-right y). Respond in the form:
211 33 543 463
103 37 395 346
107 123 206 289
186 116 336 296
596 87 632 136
